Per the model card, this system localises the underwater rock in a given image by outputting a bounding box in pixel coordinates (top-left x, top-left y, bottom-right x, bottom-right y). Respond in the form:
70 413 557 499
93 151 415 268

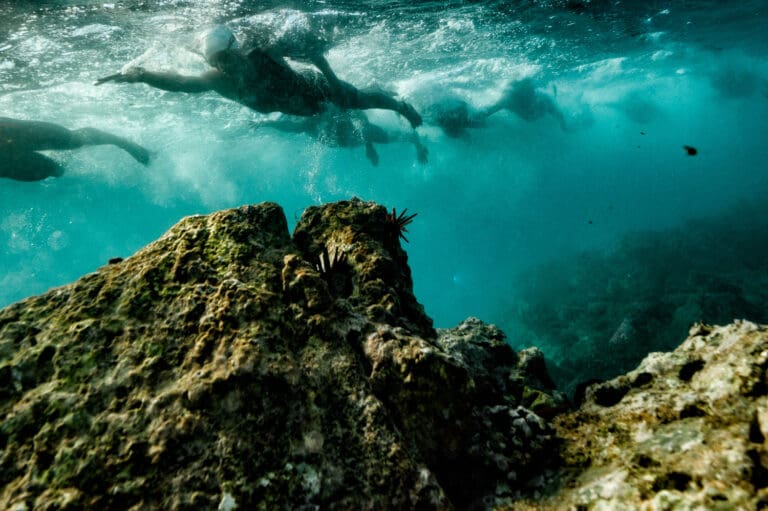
506 320 768 510
0 199 560 510
436 318 568 420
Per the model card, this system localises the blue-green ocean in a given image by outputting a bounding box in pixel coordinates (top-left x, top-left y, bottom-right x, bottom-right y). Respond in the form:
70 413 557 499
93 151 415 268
2 0 767 389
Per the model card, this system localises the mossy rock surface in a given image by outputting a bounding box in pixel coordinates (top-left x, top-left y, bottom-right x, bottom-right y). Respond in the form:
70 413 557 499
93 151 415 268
505 321 768 510
0 199 560 510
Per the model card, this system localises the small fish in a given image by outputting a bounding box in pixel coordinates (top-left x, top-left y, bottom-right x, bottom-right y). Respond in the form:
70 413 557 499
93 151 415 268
683 145 698 156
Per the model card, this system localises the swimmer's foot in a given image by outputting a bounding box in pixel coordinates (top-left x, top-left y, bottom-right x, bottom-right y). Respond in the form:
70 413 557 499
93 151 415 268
122 142 151 166
365 142 380 167
399 101 423 128
415 143 428 165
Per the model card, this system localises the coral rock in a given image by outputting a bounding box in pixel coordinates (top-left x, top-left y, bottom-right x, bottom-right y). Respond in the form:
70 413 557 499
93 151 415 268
0 199 558 510
506 320 768 510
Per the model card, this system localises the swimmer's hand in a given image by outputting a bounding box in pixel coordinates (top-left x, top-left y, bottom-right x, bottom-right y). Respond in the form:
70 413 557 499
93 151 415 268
95 67 146 85
130 145 152 166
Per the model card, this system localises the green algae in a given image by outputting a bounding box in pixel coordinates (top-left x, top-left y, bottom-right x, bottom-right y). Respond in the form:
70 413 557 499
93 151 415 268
0 201 562 510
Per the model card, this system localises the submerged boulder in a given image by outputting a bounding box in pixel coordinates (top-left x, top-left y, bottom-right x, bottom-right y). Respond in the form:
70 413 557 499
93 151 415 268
0 199 561 510
507 320 768 510
5 198 764 510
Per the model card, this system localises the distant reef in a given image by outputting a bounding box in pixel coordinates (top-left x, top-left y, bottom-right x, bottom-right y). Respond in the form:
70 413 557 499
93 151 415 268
508 204 768 397
1 199 766 510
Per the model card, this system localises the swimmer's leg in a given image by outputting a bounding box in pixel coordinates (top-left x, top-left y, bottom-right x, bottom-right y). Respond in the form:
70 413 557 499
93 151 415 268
310 55 347 101
364 140 380 167
411 134 428 165
383 127 428 165
0 117 81 151
396 130 428 164
365 123 389 145
336 82 423 128
0 151 65 181
359 120 382 165
308 55 424 128
72 128 150 165
0 118 150 164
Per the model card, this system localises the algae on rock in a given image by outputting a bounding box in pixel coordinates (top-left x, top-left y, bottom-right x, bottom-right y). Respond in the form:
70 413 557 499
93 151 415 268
506 320 768 510
0 199 561 510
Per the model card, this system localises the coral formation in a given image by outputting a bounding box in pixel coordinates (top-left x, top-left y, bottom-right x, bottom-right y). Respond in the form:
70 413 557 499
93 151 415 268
0 199 562 510
2 198 766 510
506 320 768 510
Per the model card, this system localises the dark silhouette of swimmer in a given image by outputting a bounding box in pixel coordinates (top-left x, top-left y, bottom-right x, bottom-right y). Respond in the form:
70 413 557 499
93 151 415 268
429 78 569 137
258 107 428 166
427 98 486 138
0 117 150 182
96 26 422 128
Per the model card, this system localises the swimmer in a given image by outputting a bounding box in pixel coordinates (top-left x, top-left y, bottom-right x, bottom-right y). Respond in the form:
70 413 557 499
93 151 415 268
0 117 150 182
430 78 570 137
427 97 488 138
96 25 422 128
481 78 568 129
257 107 428 166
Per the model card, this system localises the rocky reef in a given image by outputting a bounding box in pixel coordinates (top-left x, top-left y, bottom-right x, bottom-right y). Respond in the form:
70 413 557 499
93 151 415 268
1 198 765 510
508 203 768 397
0 199 565 510
507 320 768 510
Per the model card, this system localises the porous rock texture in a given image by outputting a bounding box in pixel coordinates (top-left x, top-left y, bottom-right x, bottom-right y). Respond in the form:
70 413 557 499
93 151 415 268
507 320 768 510
0 199 564 511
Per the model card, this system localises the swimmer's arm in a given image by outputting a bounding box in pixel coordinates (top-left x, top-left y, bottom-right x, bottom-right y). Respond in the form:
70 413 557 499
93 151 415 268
137 70 216 93
95 67 217 93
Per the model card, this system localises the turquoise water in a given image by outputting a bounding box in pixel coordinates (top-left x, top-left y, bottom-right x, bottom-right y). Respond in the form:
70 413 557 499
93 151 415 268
2 1 767 384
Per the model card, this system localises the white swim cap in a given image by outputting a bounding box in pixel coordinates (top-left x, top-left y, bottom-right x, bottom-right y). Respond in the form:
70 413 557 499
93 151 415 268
196 25 238 63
